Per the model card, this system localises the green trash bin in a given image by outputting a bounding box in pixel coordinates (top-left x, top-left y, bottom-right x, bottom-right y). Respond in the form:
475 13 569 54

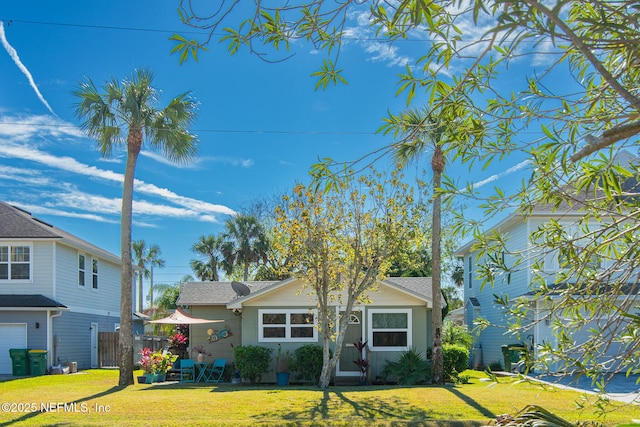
9 349 30 376
28 350 48 376
501 343 527 372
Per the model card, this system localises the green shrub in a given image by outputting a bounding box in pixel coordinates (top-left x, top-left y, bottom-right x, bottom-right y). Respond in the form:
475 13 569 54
489 360 503 371
234 345 272 384
381 349 431 385
292 344 326 383
443 344 469 383
442 321 473 350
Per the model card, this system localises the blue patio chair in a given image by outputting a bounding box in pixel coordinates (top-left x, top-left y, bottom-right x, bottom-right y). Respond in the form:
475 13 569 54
206 358 226 383
179 359 195 383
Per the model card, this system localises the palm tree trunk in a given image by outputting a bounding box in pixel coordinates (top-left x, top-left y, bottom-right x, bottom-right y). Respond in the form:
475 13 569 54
431 145 444 385
137 271 143 312
118 134 141 387
149 266 154 308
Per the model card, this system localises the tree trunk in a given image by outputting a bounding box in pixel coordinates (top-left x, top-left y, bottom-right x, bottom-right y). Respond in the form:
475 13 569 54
149 266 154 308
137 270 143 312
118 130 141 387
431 145 444 385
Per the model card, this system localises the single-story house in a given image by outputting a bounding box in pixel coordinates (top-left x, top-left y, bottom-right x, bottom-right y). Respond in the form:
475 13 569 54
177 276 438 382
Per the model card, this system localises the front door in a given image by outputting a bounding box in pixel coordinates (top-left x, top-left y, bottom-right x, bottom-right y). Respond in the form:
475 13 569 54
90 323 98 368
337 310 364 377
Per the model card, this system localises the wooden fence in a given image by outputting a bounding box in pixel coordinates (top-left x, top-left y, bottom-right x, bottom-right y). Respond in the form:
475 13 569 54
98 332 168 367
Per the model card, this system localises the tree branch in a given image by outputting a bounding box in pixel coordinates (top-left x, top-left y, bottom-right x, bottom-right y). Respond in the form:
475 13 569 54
570 120 640 162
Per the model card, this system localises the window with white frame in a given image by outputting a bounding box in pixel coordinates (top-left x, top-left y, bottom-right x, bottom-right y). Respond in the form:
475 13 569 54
258 309 317 342
92 259 98 289
468 256 473 288
78 254 86 287
368 309 412 351
0 244 31 281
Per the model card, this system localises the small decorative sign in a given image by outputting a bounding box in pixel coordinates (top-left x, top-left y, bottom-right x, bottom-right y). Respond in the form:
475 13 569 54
207 328 231 342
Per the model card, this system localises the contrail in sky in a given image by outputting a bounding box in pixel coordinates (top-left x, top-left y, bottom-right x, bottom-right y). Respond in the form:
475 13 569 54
472 159 530 189
0 21 57 116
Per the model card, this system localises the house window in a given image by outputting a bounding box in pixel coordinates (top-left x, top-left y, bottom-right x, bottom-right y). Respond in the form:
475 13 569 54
0 245 31 281
92 259 99 289
78 254 86 287
468 256 473 288
368 309 412 351
258 309 317 342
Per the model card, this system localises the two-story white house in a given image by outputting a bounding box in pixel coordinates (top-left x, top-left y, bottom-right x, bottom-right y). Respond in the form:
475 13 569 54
0 201 131 374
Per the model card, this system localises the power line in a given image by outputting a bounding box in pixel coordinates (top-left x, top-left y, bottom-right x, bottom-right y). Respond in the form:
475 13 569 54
1 18 462 44
0 121 379 136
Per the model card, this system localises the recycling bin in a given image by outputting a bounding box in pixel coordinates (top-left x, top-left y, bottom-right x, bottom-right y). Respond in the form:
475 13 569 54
9 349 30 376
28 350 48 376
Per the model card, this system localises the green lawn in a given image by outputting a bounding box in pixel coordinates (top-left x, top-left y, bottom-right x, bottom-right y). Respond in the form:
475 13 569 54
0 370 637 426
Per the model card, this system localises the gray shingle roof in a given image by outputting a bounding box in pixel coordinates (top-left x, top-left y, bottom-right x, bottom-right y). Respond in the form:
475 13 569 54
0 202 60 239
0 201 120 263
0 294 68 309
384 277 433 300
177 281 279 305
179 277 439 306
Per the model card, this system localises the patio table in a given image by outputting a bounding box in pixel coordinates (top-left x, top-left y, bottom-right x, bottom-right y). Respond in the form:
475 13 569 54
194 362 209 383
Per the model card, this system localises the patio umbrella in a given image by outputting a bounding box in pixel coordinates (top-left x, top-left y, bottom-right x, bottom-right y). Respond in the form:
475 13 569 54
148 307 224 324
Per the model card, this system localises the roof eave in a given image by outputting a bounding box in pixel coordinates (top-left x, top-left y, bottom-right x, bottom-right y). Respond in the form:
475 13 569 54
226 277 298 309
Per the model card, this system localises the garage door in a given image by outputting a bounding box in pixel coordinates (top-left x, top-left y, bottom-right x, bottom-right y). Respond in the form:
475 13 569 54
0 324 27 374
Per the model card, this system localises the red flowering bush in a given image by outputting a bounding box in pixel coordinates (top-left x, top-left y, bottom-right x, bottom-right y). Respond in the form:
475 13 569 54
168 333 188 350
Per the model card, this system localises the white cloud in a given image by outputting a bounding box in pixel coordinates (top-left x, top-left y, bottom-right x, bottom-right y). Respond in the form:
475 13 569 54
0 112 238 223
5 202 118 224
344 10 414 68
0 115 83 141
140 151 253 170
472 159 530 189
0 21 57 116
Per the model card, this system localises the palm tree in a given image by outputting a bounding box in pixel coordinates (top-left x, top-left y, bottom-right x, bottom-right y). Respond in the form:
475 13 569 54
132 240 165 311
452 265 465 288
73 68 198 386
222 214 269 281
190 234 228 281
381 106 446 384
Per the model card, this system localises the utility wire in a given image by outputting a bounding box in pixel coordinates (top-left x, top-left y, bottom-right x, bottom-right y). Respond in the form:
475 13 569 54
1 17 480 44
0 121 379 136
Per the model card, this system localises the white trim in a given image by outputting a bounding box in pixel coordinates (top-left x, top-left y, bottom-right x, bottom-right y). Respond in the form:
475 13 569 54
227 278 298 309
78 253 87 288
64 306 115 317
258 308 318 342
0 242 33 283
335 307 365 377
367 308 412 352
90 322 98 368
91 258 99 289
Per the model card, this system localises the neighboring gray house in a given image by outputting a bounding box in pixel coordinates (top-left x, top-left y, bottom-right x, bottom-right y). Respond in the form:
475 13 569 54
0 201 131 373
177 277 437 383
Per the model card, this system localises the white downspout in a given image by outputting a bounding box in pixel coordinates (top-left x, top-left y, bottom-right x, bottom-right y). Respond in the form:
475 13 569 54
49 310 63 367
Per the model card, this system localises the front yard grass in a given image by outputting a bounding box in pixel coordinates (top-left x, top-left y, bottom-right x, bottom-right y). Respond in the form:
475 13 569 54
0 369 637 426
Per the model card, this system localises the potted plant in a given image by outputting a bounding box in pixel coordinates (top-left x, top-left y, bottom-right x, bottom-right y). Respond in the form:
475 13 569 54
275 344 292 386
155 350 178 382
353 338 369 385
138 347 160 383
168 332 189 362
192 344 211 362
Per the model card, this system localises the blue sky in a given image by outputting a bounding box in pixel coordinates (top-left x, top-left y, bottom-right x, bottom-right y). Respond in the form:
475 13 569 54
0 1 534 299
